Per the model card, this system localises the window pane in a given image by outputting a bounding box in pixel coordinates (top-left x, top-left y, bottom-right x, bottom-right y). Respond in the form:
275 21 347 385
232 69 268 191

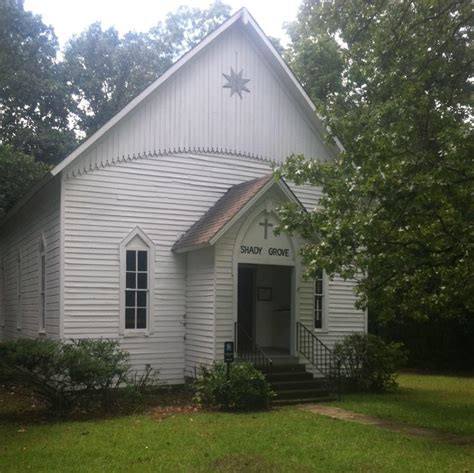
125 308 135 329
315 279 323 295
126 250 136 271
137 291 147 308
137 273 148 289
137 251 147 271
41 255 46 292
314 268 324 330
137 308 147 329
125 290 135 307
126 272 136 289
315 313 322 329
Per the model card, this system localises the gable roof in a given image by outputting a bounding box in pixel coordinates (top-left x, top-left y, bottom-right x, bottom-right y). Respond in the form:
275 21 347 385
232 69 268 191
51 7 331 178
2 7 338 226
172 174 303 253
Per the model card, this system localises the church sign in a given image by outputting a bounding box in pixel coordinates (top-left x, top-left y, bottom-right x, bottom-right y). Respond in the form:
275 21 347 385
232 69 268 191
239 211 294 264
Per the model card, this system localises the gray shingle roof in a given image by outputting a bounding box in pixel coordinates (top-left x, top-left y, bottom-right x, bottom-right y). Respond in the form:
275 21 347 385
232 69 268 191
172 174 274 252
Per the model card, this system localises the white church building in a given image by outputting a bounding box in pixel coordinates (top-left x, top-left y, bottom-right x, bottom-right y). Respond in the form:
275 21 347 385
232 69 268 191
0 9 366 387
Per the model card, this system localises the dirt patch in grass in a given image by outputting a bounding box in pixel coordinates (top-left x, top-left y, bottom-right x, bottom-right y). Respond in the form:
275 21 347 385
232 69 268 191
209 453 313 473
0 384 49 423
303 404 474 447
0 383 197 424
147 389 200 420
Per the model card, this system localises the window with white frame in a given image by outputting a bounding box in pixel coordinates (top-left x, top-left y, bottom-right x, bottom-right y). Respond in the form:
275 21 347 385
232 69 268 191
125 248 149 329
39 235 47 332
17 249 22 330
314 270 324 330
120 228 154 334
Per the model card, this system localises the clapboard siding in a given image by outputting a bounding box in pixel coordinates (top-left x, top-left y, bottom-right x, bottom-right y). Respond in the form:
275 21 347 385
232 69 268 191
63 23 331 179
63 152 274 382
62 152 351 381
185 247 215 377
0 178 61 341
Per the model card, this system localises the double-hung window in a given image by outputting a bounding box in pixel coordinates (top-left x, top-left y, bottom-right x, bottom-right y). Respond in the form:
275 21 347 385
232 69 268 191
314 270 325 330
125 249 149 330
39 235 47 332
17 250 22 330
120 228 155 335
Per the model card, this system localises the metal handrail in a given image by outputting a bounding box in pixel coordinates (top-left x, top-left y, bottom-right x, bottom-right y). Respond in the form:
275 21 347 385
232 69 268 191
234 322 273 372
296 321 342 398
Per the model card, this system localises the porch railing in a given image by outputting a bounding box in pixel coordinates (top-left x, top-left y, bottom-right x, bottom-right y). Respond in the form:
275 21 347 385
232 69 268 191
234 322 273 372
296 321 342 397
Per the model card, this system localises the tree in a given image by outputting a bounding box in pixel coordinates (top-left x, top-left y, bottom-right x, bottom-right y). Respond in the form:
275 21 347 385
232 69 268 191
0 145 49 218
0 0 76 164
278 0 474 324
63 1 231 136
149 1 232 60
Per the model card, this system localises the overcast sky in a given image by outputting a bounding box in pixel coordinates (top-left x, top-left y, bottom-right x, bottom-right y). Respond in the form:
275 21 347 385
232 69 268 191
24 0 298 48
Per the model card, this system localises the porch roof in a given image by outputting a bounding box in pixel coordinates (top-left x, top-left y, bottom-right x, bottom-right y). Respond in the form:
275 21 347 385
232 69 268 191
172 174 276 253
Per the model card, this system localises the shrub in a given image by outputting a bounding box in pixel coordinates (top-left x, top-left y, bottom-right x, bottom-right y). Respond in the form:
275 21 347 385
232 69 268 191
194 362 274 411
334 333 408 392
0 338 130 410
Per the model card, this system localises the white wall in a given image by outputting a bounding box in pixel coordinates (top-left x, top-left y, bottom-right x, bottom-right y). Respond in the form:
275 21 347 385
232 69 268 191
185 247 215 377
0 150 365 382
0 178 61 340
62 152 274 382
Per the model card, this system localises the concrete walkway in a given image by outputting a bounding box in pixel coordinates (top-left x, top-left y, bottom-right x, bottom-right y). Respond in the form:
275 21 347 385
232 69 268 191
302 405 474 447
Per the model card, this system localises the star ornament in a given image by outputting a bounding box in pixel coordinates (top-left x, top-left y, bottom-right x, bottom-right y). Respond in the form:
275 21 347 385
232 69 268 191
223 68 250 99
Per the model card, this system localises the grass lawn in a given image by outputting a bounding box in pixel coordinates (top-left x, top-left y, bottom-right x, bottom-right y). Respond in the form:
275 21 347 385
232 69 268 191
0 373 472 473
332 372 474 436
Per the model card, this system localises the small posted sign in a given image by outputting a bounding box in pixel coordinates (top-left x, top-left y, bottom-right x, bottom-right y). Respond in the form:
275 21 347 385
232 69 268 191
224 341 234 363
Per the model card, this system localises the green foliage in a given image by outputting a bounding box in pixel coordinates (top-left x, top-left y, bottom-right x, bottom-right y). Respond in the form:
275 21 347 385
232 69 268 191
194 362 274 411
0 145 49 217
0 0 230 166
334 333 407 392
278 0 474 325
371 312 474 371
149 1 231 60
0 338 131 410
63 1 231 136
0 0 77 164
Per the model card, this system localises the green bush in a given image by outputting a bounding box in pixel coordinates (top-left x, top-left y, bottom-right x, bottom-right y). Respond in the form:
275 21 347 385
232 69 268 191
334 333 408 392
194 362 274 411
0 338 130 410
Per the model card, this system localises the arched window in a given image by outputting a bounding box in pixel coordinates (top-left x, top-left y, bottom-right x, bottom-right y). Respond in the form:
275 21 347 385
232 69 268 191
119 228 155 334
39 234 47 333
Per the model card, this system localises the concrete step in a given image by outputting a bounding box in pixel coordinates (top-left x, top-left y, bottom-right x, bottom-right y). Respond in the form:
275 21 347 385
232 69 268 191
266 371 314 382
263 363 306 373
267 355 301 365
271 379 328 391
275 388 330 400
273 395 336 406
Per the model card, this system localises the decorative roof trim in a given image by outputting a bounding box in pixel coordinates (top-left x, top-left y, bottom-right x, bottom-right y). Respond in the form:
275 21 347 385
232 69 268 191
63 147 277 179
